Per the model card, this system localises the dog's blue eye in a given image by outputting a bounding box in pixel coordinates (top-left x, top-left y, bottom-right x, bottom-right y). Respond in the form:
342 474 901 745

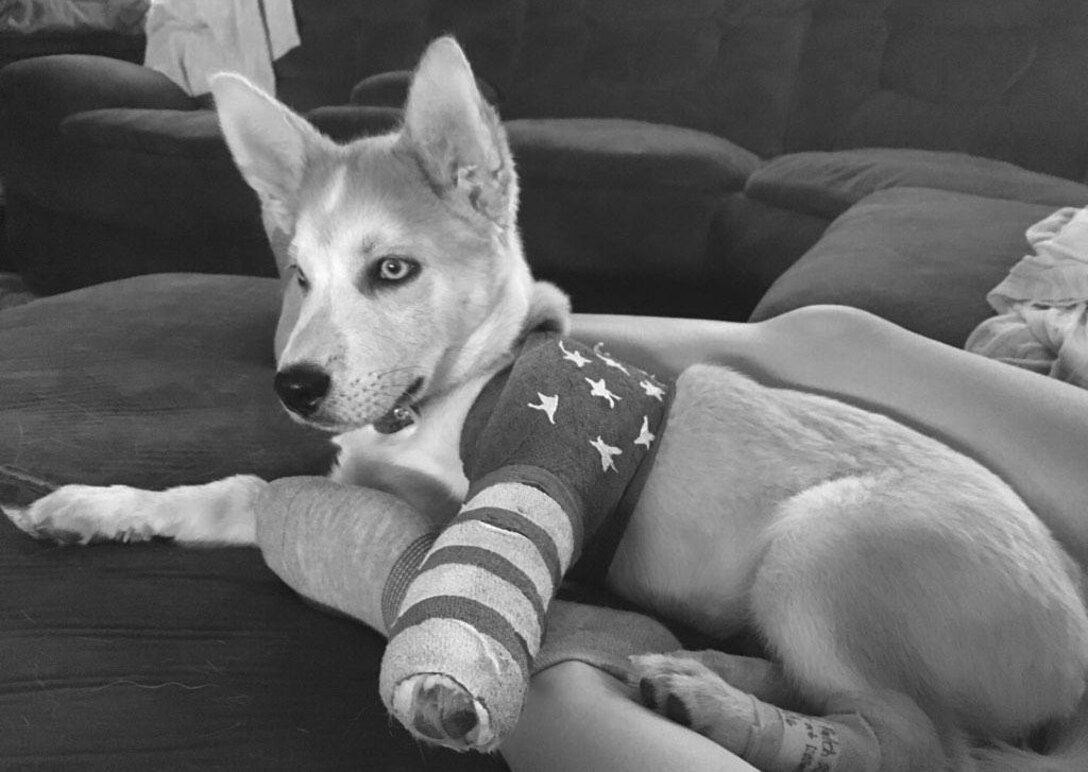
374 257 419 285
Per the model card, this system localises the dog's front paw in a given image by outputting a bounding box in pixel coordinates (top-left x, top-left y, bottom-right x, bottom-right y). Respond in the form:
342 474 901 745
5 485 153 545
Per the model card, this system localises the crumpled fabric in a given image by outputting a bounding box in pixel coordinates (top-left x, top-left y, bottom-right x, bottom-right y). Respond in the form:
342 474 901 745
966 206 1088 389
143 0 298 97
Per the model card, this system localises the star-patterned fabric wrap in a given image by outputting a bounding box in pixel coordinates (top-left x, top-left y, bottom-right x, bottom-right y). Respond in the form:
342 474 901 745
461 331 670 543
382 331 671 697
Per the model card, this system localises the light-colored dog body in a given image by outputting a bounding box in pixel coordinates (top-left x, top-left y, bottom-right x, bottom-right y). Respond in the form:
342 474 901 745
10 38 1088 771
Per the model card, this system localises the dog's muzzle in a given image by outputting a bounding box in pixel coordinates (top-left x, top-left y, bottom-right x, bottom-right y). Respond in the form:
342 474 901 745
274 363 330 418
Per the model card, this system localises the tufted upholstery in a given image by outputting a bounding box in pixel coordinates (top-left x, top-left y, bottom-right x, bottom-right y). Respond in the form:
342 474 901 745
280 0 1088 180
503 0 811 160
788 0 1088 178
274 0 525 112
495 0 1088 177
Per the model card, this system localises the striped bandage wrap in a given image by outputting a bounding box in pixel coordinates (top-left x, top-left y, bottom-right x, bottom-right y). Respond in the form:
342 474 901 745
378 332 670 745
383 480 579 681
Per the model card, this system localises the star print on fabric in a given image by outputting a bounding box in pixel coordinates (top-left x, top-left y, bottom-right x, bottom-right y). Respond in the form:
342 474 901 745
585 377 622 408
558 339 591 368
527 393 559 424
589 435 623 472
593 343 631 375
634 415 655 449
639 379 666 401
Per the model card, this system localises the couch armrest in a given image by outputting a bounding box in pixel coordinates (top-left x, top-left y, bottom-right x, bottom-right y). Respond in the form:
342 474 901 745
44 108 257 235
746 149 1088 221
0 54 196 127
504 118 758 297
0 52 255 237
61 108 228 159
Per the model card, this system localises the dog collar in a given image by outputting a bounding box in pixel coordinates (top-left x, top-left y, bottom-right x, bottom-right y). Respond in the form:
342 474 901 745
373 404 419 434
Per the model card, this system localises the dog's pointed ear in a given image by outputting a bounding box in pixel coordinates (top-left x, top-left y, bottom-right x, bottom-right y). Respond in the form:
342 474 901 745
211 73 327 232
401 37 517 226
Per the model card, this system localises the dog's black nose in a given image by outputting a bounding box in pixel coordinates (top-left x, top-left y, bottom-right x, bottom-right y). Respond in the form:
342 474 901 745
274 364 330 417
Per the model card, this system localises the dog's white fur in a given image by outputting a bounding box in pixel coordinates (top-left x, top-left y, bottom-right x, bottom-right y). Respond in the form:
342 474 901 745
10 38 1088 771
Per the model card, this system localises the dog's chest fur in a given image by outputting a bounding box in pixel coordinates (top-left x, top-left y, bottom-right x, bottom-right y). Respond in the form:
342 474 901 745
329 374 489 523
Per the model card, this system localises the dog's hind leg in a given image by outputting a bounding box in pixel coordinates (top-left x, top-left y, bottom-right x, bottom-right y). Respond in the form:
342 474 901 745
4 475 265 545
630 651 948 771
727 472 1087 771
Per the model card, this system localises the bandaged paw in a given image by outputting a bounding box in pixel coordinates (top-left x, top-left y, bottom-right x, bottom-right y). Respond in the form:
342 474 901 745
380 585 533 751
379 481 576 750
630 652 881 772
385 663 503 751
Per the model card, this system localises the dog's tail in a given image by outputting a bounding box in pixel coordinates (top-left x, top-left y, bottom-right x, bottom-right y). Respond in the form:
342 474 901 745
971 691 1088 772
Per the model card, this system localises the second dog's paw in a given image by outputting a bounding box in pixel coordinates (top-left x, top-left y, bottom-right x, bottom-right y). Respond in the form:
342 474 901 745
7 485 153 545
629 652 761 752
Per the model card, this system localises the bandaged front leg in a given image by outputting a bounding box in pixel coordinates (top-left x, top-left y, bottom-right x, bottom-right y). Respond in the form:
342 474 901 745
380 478 580 752
256 476 433 635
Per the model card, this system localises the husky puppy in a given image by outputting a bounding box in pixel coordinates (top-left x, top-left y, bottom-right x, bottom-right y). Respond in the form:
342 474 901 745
8 37 1088 772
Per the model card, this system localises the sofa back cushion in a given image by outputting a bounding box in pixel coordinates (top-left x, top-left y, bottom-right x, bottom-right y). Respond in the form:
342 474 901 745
275 0 1088 179
788 0 1088 180
503 0 812 159
274 0 524 112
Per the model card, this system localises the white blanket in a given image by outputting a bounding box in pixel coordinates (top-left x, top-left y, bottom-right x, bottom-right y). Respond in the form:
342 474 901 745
966 206 1088 388
143 0 298 97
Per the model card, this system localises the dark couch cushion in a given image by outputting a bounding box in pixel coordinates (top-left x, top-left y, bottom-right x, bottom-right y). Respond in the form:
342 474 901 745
350 70 501 109
505 0 811 158
4 194 275 296
708 193 831 315
508 118 759 194
0 54 194 126
0 274 332 489
305 105 405 143
0 56 256 241
746 148 1088 220
787 0 1088 180
8 105 258 239
274 0 524 111
750 188 1060 346
0 273 504 771
61 108 230 158
507 118 758 290
0 55 273 290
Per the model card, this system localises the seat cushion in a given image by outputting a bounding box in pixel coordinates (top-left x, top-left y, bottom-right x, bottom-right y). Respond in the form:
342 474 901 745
0 273 506 771
750 188 1060 346
0 274 334 490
